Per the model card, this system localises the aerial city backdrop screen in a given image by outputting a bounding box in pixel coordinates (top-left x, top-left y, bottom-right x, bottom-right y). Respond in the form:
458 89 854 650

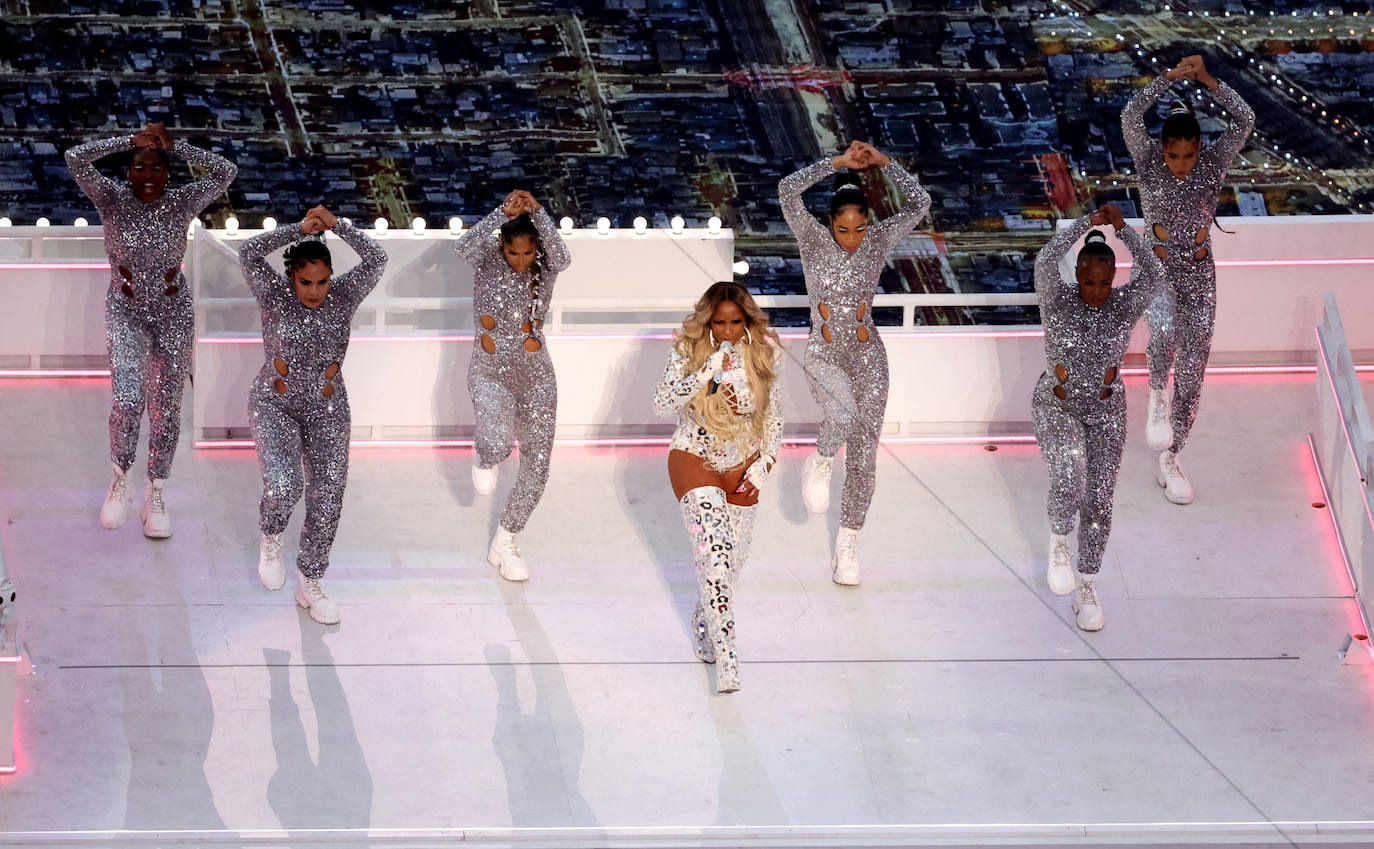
1 0 1370 324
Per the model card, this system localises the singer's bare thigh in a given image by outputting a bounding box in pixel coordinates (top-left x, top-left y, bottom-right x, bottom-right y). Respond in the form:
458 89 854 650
668 449 760 507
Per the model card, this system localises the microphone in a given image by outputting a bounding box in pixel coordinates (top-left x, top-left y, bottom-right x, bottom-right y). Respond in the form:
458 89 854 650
713 340 734 386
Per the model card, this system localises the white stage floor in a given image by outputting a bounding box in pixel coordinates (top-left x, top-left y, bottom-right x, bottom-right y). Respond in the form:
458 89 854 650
0 375 1371 847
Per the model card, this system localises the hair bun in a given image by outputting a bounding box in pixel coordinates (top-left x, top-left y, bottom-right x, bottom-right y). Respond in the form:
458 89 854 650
833 183 864 196
1085 229 1108 245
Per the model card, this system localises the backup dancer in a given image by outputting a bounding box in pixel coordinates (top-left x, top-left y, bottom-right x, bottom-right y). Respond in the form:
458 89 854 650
455 190 571 582
1122 54 1254 504
66 122 237 538
239 206 387 625
780 140 930 585
1032 204 1165 631
654 282 783 693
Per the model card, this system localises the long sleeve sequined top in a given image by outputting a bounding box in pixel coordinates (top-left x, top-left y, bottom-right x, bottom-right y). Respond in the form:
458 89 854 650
239 221 387 384
779 158 931 340
653 346 784 472
455 206 571 352
1121 77 1254 237
65 134 237 298
1035 216 1166 407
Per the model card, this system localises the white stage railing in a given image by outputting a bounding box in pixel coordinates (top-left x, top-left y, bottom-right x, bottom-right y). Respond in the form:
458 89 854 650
4 217 1374 442
1312 292 1374 656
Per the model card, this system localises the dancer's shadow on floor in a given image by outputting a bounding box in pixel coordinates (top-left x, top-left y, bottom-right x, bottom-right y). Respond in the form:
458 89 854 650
486 581 597 827
601 338 700 651
120 545 227 832
264 620 373 830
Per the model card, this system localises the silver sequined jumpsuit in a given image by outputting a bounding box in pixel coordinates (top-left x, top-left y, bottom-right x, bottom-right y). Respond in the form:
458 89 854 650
239 222 388 579
654 343 784 674
1122 77 1254 454
455 207 571 533
1032 217 1165 573
779 158 930 530
65 135 237 480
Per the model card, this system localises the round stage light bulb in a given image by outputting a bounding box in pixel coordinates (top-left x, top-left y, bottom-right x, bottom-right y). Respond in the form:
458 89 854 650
74 217 89 227
448 216 463 234
732 260 750 276
559 216 574 234
596 217 611 235
225 217 239 235
36 217 50 227
374 217 389 233
633 216 648 235
708 216 722 235
670 215 685 234
262 216 277 231
0 217 11 227
411 216 426 234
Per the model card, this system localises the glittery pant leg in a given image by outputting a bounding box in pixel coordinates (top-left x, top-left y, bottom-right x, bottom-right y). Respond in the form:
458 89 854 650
806 343 889 531
105 290 192 479
1145 286 1177 393
250 388 351 579
499 352 557 534
297 398 352 579
1032 391 1127 575
680 486 736 669
250 393 305 539
470 358 516 470
1166 273 1217 455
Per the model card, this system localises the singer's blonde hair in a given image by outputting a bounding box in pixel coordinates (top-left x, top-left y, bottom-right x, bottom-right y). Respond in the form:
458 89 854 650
673 281 782 448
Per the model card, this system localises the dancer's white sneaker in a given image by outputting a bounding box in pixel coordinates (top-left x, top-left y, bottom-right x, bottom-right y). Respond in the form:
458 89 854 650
801 451 833 514
831 527 861 586
488 526 529 582
258 533 285 591
1145 387 1173 451
294 572 340 625
1157 450 1195 505
472 460 499 496
1072 575 1105 631
1047 533 1075 596
140 478 172 539
100 462 131 529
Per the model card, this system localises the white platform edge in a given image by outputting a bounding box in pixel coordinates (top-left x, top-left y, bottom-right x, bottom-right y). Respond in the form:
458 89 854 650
1 821 1368 846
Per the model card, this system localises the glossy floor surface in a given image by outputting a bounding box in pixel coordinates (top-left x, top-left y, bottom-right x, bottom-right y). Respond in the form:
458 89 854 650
0 375 1371 848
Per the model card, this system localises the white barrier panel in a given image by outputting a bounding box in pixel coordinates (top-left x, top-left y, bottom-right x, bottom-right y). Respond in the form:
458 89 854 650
1313 292 1374 633
4 218 1374 438
0 229 111 370
1059 215 1374 363
191 329 1047 443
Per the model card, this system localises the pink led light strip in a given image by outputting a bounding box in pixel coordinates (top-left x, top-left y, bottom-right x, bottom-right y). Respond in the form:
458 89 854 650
195 433 1039 450
0 262 110 271
13 364 1370 382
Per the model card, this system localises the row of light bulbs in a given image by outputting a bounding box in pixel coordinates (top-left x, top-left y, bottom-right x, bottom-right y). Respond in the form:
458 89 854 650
0 215 728 235
0 215 750 274
216 214 727 237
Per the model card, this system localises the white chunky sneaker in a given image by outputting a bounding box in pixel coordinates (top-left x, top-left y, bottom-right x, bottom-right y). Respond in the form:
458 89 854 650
472 460 499 496
100 462 131 529
1157 450 1195 505
294 572 340 625
488 526 529 582
801 451 834 514
831 527 861 586
258 533 285 591
1145 387 1173 452
140 478 173 539
1047 533 1075 596
1072 575 1105 631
